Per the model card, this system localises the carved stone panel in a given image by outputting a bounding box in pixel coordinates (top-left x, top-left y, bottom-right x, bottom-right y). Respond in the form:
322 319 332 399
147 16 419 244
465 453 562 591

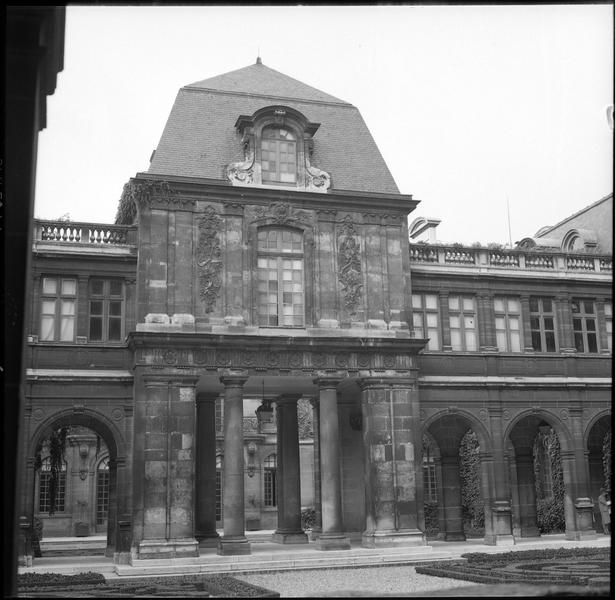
337 216 363 315
197 206 223 313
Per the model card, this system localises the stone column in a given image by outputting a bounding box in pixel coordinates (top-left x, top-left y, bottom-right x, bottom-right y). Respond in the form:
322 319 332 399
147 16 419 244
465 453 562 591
478 293 497 351
113 456 132 564
440 455 466 541
588 451 605 532
217 370 251 555
272 394 308 544
568 406 597 539
309 397 323 539
359 377 425 548
137 374 199 559
486 404 515 545
313 374 350 550
515 453 540 537
195 393 220 547
105 458 118 557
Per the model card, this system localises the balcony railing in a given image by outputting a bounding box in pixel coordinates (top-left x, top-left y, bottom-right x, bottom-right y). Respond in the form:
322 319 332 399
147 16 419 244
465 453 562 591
34 219 137 246
409 243 613 274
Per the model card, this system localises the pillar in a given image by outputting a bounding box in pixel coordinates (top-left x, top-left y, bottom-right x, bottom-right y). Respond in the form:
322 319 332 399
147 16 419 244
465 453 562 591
438 292 452 351
441 455 466 541
195 393 220 547
272 394 308 544
113 456 132 564
313 374 350 550
515 453 540 537
588 451 605 531
359 377 425 548
520 295 534 352
555 294 576 353
486 404 515 545
309 397 323 539
217 370 251 555
478 293 497 351
137 374 199 559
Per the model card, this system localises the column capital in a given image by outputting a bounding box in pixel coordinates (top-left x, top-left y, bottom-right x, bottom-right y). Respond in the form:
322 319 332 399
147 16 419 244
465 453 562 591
312 371 346 389
219 369 249 387
170 375 200 388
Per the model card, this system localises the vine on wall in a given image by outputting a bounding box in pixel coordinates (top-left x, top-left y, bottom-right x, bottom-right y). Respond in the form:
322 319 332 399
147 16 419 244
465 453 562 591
460 430 485 533
533 427 565 533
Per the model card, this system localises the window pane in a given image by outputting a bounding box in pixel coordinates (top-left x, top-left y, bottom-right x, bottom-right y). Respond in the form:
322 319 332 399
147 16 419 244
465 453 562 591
584 301 594 314
545 332 556 352
109 301 122 316
463 297 474 311
425 294 438 310
90 317 103 341
509 317 519 330
465 330 477 351
544 317 554 330
508 299 520 313
449 315 460 328
494 298 505 312
496 331 507 351
427 330 440 351
587 333 597 353
448 296 459 311
60 317 74 341
426 313 438 327
412 294 422 308
61 299 75 316
531 331 542 351
61 279 76 295
108 318 122 341
464 316 475 329
42 278 57 295
90 300 103 316
605 302 612 317
451 330 462 351
574 333 584 352
495 317 506 330
41 316 55 341
529 297 539 312
90 280 104 295
510 331 521 352
110 281 123 296
543 299 552 312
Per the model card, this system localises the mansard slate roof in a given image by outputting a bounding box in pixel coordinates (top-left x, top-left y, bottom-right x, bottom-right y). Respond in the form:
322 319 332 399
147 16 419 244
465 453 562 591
147 61 400 194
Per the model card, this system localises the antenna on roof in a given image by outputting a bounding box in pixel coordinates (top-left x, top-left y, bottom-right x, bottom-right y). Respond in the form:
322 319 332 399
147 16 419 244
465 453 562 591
256 46 262 65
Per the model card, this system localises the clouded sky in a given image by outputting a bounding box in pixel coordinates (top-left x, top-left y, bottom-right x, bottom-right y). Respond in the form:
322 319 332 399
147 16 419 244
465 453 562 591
34 4 613 245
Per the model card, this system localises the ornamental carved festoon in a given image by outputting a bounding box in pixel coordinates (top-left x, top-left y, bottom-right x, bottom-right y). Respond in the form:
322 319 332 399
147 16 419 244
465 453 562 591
253 201 310 227
225 133 255 185
337 216 363 315
197 206 223 313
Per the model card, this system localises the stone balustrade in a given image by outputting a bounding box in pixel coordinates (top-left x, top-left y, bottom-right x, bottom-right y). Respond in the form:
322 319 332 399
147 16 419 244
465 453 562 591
35 219 137 246
409 243 613 274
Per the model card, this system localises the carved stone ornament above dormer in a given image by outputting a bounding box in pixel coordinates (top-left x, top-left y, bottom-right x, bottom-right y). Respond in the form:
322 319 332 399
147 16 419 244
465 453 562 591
225 105 331 192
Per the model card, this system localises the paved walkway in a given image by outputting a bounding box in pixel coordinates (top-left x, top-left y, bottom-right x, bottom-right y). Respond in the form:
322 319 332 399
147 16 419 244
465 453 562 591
19 531 611 579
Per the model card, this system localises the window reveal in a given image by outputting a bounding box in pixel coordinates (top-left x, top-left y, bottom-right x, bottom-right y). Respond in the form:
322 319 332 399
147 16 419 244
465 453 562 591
40 277 76 342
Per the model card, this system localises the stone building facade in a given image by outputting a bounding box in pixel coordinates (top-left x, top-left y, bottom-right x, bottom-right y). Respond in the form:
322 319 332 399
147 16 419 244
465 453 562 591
19 60 611 564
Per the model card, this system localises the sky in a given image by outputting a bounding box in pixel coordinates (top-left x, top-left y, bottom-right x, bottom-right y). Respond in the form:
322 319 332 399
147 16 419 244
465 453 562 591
33 4 613 246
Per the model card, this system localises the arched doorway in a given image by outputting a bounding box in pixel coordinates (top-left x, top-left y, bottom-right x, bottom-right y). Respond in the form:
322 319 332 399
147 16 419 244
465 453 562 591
424 412 492 543
506 413 574 539
586 413 611 533
24 410 127 562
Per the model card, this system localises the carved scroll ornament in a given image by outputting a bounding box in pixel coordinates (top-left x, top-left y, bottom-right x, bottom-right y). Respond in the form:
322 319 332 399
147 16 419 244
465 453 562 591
253 202 310 227
305 155 331 191
337 216 363 315
197 206 223 313
225 134 255 185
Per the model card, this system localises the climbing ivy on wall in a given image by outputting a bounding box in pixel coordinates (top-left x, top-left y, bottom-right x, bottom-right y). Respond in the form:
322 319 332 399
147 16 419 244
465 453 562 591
603 430 611 494
533 427 565 533
460 430 485 533
34 427 69 516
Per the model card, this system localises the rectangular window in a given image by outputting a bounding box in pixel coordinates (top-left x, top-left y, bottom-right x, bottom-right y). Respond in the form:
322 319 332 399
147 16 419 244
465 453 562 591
604 301 612 352
412 293 441 350
448 295 477 351
215 455 223 522
494 296 522 352
264 470 277 507
571 298 598 353
40 277 76 342
96 469 110 525
529 296 557 352
88 279 124 342
423 458 438 503
38 467 66 513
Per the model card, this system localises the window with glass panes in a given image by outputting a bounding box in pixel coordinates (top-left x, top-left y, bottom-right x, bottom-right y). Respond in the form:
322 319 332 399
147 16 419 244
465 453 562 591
257 228 304 327
448 295 477 351
89 279 124 342
604 301 612 352
263 454 277 507
529 297 557 352
40 277 77 341
423 455 438 502
494 297 522 352
96 458 109 525
571 298 598 353
411 293 440 350
38 458 66 513
215 455 223 521
261 127 297 184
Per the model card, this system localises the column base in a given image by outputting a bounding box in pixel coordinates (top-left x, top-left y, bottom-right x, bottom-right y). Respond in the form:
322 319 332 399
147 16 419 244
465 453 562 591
362 529 426 548
565 529 598 541
484 533 516 546
197 532 221 548
315 533 351 551
217 535 251 555
137 538 199 559
444 531 466 542
113 551 131 565
272 531 309 544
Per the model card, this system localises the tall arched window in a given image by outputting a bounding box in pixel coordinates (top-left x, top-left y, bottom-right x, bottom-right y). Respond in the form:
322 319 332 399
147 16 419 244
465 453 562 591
38 457 67 513
261 126 297 184
263 453 277 507
96 457 110 525
215 455 223 522
257 228 304 327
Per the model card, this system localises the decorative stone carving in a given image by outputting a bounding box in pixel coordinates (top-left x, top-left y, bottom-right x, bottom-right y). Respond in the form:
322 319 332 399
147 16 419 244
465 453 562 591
116 180 180 223
383 354 397 369
357 353 371 368
337 216 363 315
197 206 223 313
305 156 331 192
288 352 303 368
225 134 255 185
253 201 310 226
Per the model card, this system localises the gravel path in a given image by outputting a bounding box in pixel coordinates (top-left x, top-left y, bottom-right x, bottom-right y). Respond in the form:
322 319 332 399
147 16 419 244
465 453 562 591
235 565 482 597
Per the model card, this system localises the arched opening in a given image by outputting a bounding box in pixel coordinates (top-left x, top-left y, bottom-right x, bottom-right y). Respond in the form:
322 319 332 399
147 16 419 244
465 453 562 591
586 413 611 533
507 414 572 538
424 413 491 542
25 411 125 561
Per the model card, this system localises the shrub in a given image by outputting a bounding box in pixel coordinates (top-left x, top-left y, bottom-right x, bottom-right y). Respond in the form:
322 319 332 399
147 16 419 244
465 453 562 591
424 501 439 536
536 497 565 533
301 507 316 530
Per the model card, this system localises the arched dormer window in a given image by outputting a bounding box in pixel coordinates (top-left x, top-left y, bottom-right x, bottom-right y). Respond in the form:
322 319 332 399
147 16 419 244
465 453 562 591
226 106 330 192
261 126 297 185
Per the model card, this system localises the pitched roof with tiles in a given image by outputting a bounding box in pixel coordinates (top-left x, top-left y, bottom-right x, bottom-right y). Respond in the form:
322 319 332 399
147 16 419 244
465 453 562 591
147 60 400 194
